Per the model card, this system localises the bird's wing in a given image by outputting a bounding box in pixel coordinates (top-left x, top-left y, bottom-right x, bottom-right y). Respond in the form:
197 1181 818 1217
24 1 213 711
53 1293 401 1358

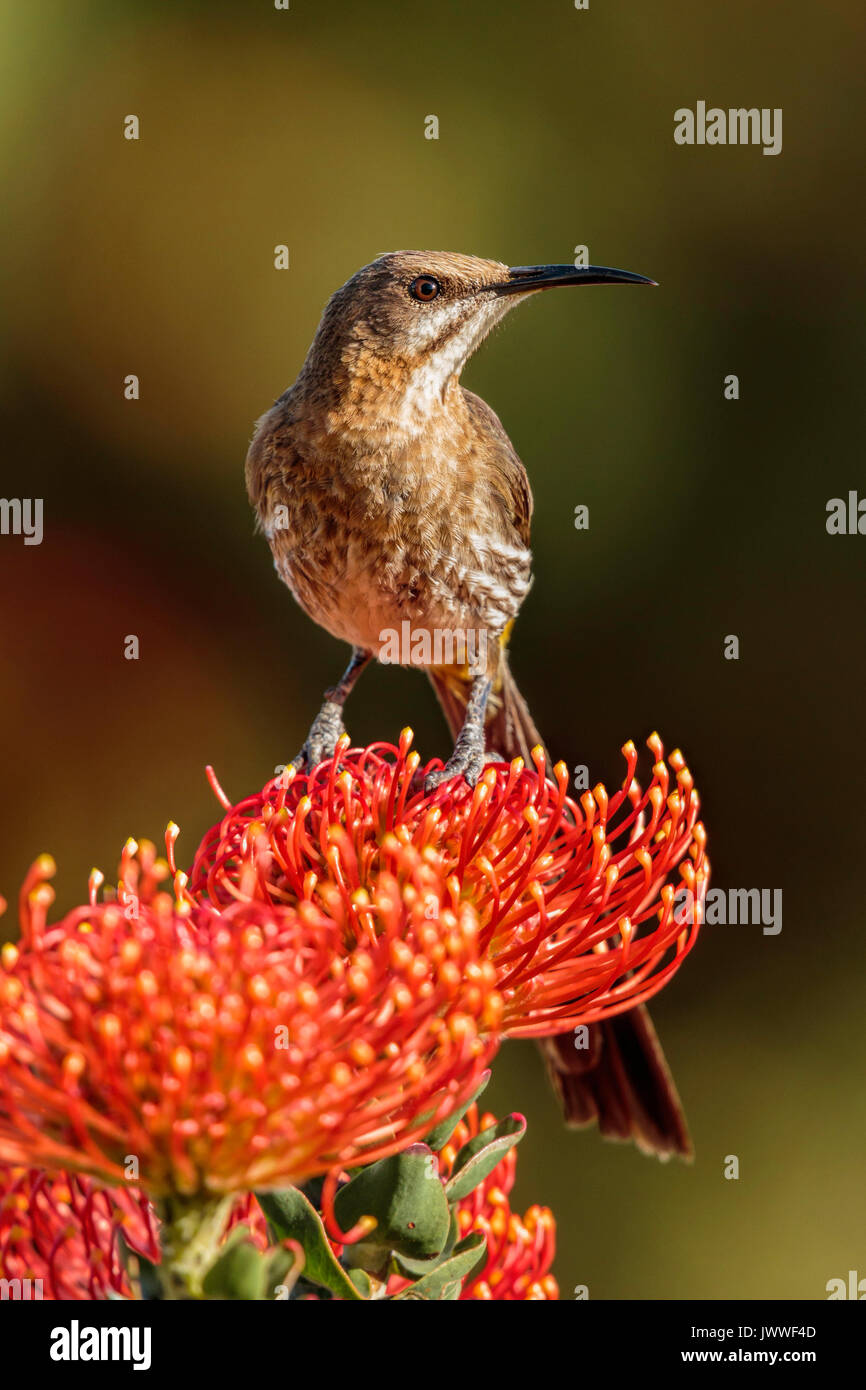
461 388 533 547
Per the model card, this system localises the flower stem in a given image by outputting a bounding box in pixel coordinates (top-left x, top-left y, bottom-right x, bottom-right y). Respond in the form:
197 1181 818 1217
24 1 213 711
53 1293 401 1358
153 1194 234 1299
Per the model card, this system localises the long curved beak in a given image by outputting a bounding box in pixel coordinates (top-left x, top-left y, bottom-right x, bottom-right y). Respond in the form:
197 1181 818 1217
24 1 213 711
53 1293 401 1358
489 263 657 295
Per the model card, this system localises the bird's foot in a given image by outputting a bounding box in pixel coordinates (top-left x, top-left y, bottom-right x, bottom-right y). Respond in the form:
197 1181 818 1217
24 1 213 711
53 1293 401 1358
290 700 346 772
424 733 486 794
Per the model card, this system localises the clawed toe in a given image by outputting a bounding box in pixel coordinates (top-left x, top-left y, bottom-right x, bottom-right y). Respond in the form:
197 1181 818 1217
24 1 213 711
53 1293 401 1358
291 700 346 771
424 746 486 794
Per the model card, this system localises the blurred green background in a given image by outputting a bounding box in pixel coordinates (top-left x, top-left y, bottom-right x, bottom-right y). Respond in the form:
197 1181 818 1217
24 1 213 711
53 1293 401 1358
1 0 864 1299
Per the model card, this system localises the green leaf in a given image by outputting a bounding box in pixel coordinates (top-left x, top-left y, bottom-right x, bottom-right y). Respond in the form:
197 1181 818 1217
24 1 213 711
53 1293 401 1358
201 1228 268 1300
422 1072 491 1152
348 1268 374 1298
338 1239 392 1279
445 1113 526 1202
393 1233 487 1300
256 1188 364 1300
265 1246 297 1300
394 1210 460 1279
334 1144 451 1259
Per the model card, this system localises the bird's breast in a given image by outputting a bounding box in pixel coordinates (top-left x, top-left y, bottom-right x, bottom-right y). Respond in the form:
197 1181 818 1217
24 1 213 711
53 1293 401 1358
250 407 532 660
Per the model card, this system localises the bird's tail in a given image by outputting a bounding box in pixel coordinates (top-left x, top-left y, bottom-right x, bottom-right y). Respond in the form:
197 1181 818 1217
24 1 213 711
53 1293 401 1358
539 1013 692 1159
426 654 693 1161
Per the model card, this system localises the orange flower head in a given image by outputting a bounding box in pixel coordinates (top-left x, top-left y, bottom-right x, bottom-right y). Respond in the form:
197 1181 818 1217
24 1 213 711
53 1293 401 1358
189 729 708 1038
0 835 499 1196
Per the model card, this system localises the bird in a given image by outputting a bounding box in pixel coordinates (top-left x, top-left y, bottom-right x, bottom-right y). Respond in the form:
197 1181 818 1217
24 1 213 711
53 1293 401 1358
245 250 691 1160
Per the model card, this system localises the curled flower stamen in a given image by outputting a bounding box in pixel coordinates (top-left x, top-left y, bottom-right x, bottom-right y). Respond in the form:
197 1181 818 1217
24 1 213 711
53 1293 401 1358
189 732 707 1043
0 732 706 1205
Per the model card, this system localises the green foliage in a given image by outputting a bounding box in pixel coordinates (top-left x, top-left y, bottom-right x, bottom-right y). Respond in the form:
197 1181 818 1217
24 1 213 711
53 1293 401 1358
239 1111 525 1299
202 1227 269 1300
445 1113 526 1202
256 1188 364 1301
393 1234 487 1300
334 1145 452 1260
422 1072 491 1151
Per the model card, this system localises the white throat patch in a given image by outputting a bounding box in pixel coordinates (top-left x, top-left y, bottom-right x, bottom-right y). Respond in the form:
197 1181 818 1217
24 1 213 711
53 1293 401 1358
398 296 517 426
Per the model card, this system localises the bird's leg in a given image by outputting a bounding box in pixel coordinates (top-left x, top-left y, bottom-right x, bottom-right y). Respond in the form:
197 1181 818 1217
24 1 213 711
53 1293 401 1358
291 647 372 771
424 674 492 793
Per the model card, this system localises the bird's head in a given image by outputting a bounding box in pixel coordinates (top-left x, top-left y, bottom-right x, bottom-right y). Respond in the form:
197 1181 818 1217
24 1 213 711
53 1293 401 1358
299 250 655 422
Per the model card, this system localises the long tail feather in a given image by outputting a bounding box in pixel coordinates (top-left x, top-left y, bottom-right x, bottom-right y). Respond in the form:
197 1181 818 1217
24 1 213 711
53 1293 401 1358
540 1013 692 1160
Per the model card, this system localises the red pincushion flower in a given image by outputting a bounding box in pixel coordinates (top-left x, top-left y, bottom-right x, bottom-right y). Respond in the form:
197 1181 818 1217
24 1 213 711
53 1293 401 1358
0 1165 159 1300
0 1166 276 1300
446 1106 557 1301
383 1104 558 1301
0 838 499 1196
0 731 705 1222
189 730 708 1037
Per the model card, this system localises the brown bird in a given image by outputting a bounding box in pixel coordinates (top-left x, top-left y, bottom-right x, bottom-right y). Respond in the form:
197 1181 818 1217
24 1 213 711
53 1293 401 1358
245 250 691 1160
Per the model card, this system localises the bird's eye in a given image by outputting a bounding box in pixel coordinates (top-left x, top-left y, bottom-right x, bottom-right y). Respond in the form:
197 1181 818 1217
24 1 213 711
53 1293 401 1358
408 275 441 302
